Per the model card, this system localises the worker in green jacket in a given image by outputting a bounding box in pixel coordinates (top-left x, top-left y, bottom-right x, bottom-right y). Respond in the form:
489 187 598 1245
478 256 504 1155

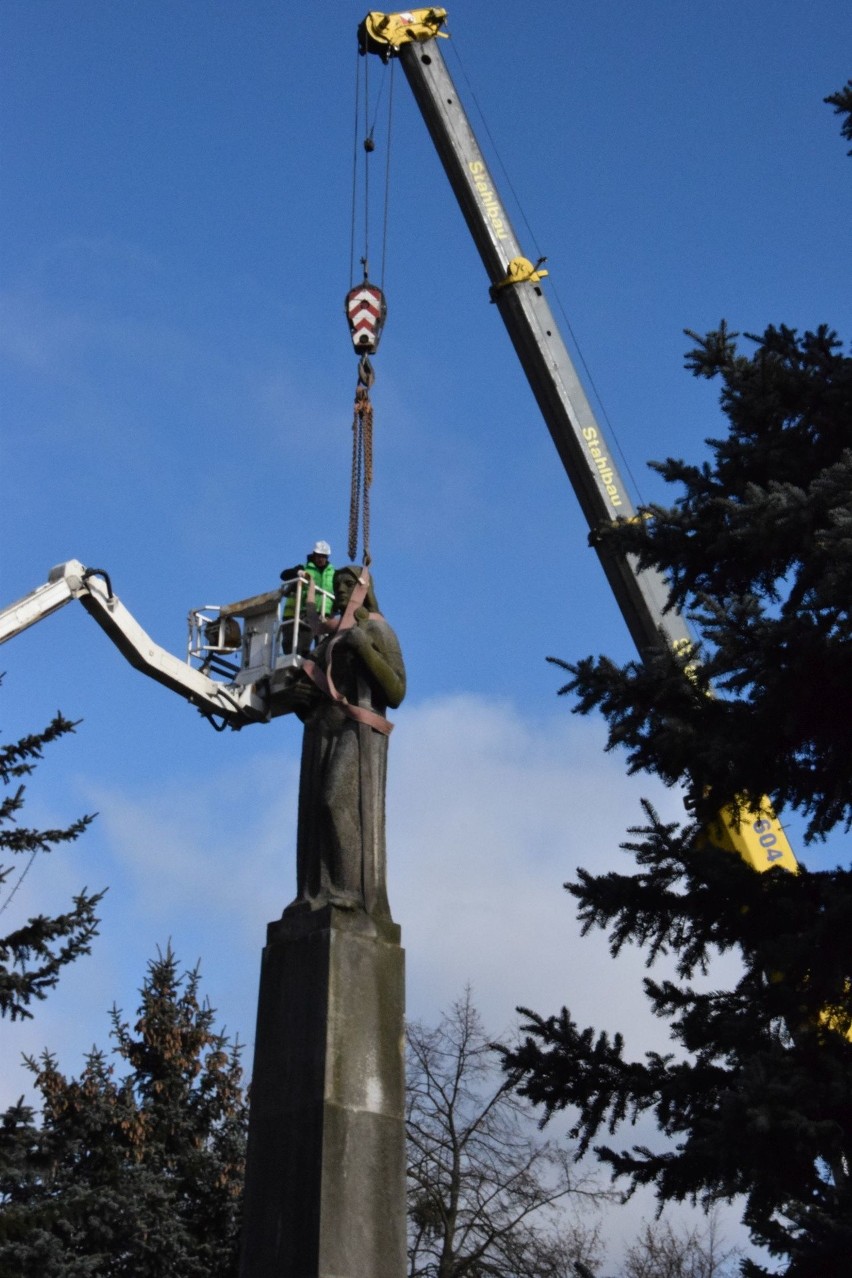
280 541 336 654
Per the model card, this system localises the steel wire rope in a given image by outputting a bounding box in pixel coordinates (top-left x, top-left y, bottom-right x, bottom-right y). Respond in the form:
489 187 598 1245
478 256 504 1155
367 45 389 145
445 37 650 513
351 49 394 284
379 56 395 291
346 49 396 564
350 53 395 563
349 46 362 287
363 48 371 274
347 47 370 562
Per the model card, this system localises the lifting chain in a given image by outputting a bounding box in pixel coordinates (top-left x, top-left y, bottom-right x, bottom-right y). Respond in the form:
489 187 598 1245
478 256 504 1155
348 354 375 564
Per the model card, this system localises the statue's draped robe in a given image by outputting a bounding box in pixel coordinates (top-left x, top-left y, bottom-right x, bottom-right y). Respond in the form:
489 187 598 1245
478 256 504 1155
295 616 398 919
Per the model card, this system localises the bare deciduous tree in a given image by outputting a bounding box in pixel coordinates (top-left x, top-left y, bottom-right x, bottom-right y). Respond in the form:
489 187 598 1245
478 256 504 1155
406 989 606 1278
622 1213 741 1278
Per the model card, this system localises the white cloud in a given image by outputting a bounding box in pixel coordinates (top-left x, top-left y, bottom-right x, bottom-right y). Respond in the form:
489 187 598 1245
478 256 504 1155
1 693 680 1080
389 694 684 1047
82 748 301 936
1 693 691 1088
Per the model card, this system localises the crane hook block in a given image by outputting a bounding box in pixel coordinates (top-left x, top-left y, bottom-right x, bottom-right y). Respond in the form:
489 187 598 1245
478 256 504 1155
345 282 387 355
358 9 448 61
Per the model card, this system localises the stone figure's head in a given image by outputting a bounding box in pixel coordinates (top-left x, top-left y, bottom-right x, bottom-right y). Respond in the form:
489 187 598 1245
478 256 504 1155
333 565 379 617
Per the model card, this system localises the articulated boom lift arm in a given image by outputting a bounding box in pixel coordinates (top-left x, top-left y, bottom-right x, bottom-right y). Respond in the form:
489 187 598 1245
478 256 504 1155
361 9 797 874
0 561 308 730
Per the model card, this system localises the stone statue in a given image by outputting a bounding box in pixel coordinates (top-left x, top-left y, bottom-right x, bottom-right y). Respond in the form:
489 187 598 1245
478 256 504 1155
288 566 406 920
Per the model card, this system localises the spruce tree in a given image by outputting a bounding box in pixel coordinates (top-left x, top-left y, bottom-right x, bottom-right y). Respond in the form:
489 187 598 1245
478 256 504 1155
0 948 247 1277
502 92 852 1278
560 321 852 842
0 708 102 1020
825 79 852 153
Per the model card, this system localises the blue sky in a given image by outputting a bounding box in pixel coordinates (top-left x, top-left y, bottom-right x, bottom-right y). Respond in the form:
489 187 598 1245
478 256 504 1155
2 2 851 1265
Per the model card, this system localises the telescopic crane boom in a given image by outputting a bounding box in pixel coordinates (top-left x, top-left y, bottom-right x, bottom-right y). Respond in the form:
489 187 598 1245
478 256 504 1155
361 9 686 660
359 8 797 874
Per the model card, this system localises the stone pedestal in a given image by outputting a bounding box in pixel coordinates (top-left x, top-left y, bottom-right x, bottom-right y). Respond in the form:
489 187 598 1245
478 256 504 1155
239 903 406 1278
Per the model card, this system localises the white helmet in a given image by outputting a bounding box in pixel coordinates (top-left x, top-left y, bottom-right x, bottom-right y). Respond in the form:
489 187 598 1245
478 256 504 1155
312 540 331 557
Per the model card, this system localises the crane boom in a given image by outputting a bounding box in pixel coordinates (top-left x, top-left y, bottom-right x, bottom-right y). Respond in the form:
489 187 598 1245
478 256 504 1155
360 9 798 875
360 9 690 658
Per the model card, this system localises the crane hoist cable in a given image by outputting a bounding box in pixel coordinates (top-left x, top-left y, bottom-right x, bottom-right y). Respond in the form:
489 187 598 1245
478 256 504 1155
344 45 395 564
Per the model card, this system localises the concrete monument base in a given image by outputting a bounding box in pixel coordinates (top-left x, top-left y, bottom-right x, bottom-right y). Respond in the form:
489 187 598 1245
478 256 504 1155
239 902 406 1278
